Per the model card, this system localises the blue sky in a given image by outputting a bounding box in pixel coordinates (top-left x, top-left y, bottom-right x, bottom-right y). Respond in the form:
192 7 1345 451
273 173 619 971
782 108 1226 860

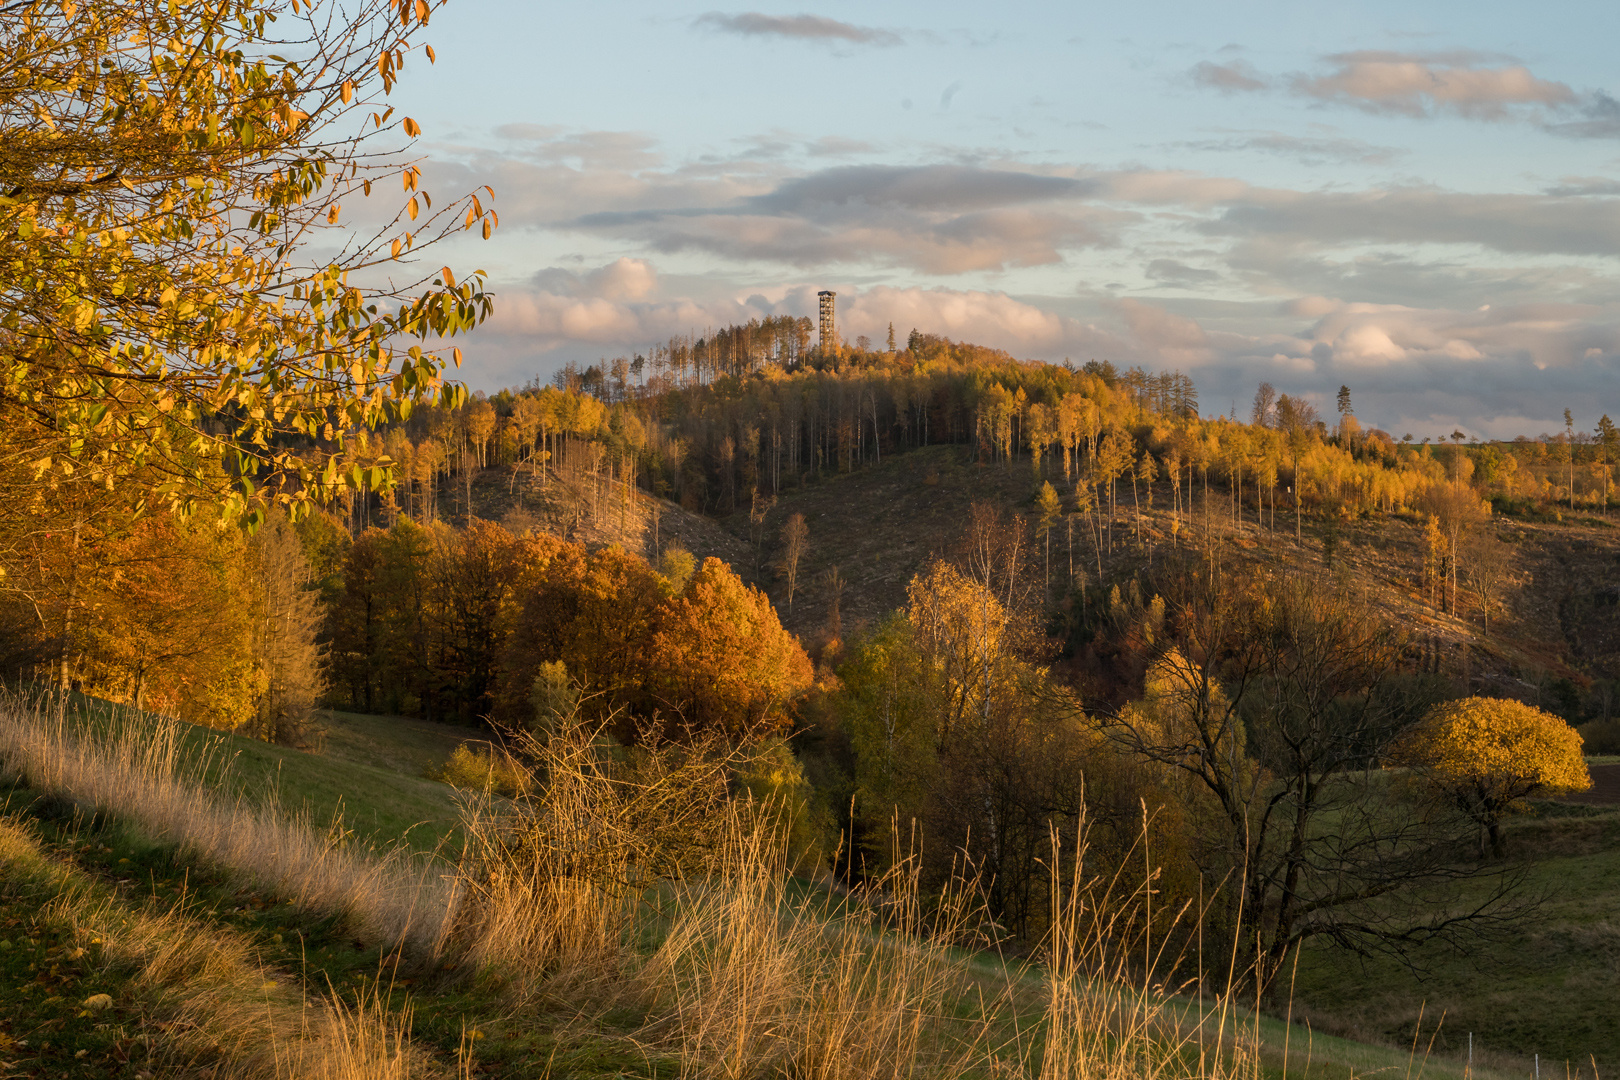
383 0 1620 438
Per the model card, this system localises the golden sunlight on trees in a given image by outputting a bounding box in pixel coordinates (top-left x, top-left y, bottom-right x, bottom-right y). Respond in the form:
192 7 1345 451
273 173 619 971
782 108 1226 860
1393 697 1591 857
327 525 813 738
78 517 259 727
0 0 497 525
1099 558 1501 994
649 557 813 737
247 511 327 742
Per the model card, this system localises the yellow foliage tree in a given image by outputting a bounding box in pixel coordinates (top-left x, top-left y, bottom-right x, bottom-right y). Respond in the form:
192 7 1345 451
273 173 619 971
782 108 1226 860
1392 696 1591 856
1 0 496 523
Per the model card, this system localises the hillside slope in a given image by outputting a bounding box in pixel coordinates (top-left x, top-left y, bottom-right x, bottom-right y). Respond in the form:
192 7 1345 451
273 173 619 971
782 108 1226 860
451 445 1620 703
462 463 759 584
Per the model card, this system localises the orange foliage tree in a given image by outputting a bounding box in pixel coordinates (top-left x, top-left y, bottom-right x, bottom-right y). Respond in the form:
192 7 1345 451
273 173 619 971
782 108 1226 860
648 557 813 737
1392 696 1591 857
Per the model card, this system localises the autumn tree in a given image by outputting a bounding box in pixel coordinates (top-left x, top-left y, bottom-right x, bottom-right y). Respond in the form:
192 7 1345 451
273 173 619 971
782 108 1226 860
648 557 813 736
1565 409 1577 509
248 511 326 742
778 512 809 609
1035 482 1062 597
836 614 941 844
1 0 497 525
1392 697 1591 857
499 538 664 731
1599 414 1618 515
75 515 260 729
1421 482 1489 616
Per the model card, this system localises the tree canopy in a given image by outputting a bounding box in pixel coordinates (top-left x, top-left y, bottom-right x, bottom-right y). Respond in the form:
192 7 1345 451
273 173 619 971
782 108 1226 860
1 0 495 527
1393 696 1591 856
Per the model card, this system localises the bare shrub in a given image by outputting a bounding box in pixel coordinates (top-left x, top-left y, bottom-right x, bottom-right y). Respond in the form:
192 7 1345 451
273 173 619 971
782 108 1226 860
444 717 735 999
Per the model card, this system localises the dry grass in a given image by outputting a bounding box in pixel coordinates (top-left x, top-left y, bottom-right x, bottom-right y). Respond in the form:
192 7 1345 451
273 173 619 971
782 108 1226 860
445 721 735 1001
445 719 1269 1080
0 688 455 954
0 814 453 1079
639 818 997 1080
0 689 1302 1080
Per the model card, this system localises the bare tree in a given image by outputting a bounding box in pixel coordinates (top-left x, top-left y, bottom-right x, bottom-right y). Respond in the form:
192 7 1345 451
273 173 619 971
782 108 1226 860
1099 557 1524 995
779 513 809 609
1251 382 1277 428
1460 528 1512 633
823 565 845 640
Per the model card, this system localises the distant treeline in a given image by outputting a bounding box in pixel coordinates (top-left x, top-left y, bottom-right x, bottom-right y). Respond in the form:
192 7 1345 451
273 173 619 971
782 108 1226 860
342 323 1618 535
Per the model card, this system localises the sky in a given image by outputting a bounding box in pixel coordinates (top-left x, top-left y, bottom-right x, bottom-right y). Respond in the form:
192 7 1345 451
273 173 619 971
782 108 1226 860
378 0 1620 439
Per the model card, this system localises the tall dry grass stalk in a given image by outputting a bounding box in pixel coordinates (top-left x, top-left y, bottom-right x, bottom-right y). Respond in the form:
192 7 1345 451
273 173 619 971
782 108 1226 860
639 813 997 1080
0 688 454 953
445 719 735 999
1038 821 1260 1080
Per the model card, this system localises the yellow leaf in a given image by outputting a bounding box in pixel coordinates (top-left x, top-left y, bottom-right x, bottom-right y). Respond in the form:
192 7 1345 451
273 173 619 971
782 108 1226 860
425 44 435 62
340 79 354 104
407 197 418 221
327 204 341 223
402 116 420 138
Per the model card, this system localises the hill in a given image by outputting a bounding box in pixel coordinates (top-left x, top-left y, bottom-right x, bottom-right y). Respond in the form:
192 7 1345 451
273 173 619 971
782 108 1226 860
454 442 1620 719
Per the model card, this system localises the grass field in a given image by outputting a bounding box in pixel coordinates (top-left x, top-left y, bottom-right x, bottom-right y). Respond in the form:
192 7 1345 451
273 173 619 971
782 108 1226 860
1 693 1606 1080
1290 797 1620 1075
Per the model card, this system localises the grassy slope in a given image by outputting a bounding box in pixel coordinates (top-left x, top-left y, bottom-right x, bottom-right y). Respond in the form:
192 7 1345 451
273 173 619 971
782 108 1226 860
127 706 1587 1079
66 696 470 855
1291 799 1620 1071
4 694 1543 1080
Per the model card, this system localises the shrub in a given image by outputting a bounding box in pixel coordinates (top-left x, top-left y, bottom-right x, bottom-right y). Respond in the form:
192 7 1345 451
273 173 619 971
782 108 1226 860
1577 717 1620 754
437 743 530 799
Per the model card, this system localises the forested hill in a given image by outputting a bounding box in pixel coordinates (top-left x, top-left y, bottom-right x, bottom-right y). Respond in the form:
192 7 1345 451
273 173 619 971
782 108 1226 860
8 320 1620 737
308 322 1620 720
